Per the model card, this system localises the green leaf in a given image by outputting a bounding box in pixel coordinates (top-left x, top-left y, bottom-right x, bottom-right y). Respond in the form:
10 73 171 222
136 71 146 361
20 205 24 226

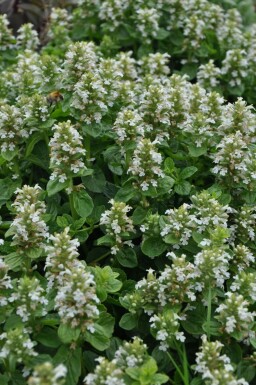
4 252 23 271
25 131 44 157
53 346 82 385
237 361 256 383
164 157 175 174
188 144 207 157
47 179 69 196
57 215 70 228
96 234 113 247
82 166 106 193
155 28 170 40
192 231 205 245
202 320 221 336
72 189 94 218
180 166 198 179
116 248 138 268
0 178 20 207
84 323 110 351
119 313 138 330
58 324 81 344
0 374 9 385
26 247 42 259
163 233 179 245
115 184 136 203
174 181 191 195
2 149 18 161
152 373 169 384
181 62 198 80
97 312 115 338
36 326 61 348
82 123 102 137
181 302 205 335
92 266 122 301
132 207 148 225
141 236 167 258
157 176 175 194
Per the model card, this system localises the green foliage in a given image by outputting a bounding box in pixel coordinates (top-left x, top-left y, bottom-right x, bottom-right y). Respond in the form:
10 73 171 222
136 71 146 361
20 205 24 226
0 1 256 385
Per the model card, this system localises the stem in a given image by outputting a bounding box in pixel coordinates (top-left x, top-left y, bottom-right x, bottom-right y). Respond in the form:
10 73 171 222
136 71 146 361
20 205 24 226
166 352 186 384
182 344 190 385
84 135 91 160
206 286 212 341
68 179 77 219
90 251 111 265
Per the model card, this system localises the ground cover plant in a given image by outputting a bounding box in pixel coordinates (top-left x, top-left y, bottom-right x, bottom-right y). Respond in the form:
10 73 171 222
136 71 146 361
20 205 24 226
1 0 256 384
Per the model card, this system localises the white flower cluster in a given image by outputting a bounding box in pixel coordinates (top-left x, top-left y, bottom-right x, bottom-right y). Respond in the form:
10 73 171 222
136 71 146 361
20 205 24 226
0 258 12 307
16 24 39 51
150 309 185 351
127 138 165 191
54 264 100 331
84 337 148 385
195 335 249 385
9 276 48 323
45 228 100 332
49 120 86 183
215 292 255 338
0 328 38 364
0 103 24 153
8 185 49 251
100 199 135 254
27 362 67 385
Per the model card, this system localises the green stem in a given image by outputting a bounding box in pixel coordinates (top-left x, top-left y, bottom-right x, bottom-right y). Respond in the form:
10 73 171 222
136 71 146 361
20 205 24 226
182 344 190 385
174 342 190 385
90 251 111 265
84 135 91 160
166 352 186 384
68 179 77 219
206 286 212 341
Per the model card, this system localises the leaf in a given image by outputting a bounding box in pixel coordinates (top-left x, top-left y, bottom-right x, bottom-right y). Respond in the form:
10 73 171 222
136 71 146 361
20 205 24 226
152 373 169 384
4 252 23 271
36 326 61 348
237 361 256 383
58 324 81 344
92 266 122 301
97 312 115 338
115 184 136 203
155 28 170 40
26 247 42 259
189 144 208 157
141 236 167 258
180 166 198 179
47 179 69 196
84 324 110 351
82 123 102 137
2 149 18 161
25 131 44 157
157 176 175 195
119 313 138 330
164 157 175 174
96 234 113 247
116 248 138 268
0 374 9 385
202 320 221 336
82 166 106 193
72 189 94 218
0 178 20 207
53 346 82 385
174 181 191 195
181 303 205 335
132 207 148 225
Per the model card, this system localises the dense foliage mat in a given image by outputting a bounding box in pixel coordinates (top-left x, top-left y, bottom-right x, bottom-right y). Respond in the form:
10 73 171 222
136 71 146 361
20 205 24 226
1 1 256 384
